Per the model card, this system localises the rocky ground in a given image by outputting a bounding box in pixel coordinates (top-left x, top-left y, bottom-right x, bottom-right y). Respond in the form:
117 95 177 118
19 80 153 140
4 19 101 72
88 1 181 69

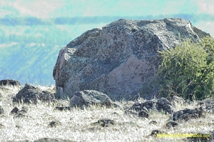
0 83 214 142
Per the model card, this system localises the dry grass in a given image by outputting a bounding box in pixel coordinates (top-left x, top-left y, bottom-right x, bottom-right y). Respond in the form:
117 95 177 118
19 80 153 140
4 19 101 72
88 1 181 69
0 85 213 142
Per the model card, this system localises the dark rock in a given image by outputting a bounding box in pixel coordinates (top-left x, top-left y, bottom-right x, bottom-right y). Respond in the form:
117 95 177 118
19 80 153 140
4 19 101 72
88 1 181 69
48 120 61 128
156 98 173 114
34 138 74 142
150 130 161 137
10 107 19 114
70 90 113 108
92 119 115 127
138 110 149 118
129 101 155 112
129 98 174 115
165 121 179 128
54 106 71 111
172 107 204 122
13 83 55 104
0 79 21 86
53 18 209 100
10 107 27 118
0 106 4 115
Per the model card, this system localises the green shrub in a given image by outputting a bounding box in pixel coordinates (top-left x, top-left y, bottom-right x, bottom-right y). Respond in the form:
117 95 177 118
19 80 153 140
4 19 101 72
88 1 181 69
157 36 214 100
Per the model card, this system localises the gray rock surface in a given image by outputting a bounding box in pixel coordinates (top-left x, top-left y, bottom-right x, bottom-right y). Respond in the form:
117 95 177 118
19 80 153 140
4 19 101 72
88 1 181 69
70 90 113 108
53 18 210 100
13 83 55 104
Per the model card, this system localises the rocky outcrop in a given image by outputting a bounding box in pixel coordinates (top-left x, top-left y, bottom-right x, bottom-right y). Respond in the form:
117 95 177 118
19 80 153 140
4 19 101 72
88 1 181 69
13 83 55 104
10 106 28 114
53 18 210 100
172 107 204 122
128 98 174 115
0 79 21 86
10 106 28 118
70 90 113 108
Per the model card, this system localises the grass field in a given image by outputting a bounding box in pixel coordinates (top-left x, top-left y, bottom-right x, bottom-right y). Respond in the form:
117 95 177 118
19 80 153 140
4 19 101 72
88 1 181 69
0 85 213 142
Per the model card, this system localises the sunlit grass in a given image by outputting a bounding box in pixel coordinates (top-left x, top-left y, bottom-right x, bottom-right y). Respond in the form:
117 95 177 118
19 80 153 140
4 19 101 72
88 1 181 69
0 85 213 142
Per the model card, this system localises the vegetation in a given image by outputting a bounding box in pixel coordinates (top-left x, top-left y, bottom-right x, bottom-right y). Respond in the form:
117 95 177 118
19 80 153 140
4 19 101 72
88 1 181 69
0 85 213 141
157 36 214 100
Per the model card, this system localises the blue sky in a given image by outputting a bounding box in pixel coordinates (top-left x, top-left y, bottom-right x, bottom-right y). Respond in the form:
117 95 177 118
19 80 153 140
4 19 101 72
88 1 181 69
0 0 214 36
0 0 207 17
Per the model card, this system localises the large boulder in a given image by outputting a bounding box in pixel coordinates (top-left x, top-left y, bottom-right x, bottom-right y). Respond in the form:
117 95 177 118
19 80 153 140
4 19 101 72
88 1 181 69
53 18 210 100
13 83 55 104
